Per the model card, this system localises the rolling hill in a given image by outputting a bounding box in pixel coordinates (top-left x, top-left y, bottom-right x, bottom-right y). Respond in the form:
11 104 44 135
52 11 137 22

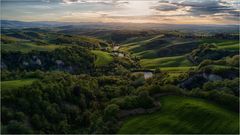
119 96 239 134
1 79 37 91
140 55 192 69
91 50 113 67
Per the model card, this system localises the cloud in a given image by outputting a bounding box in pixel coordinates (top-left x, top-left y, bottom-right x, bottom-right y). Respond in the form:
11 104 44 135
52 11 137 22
61 0 129 5
180 1 235 15
153 0 239 19
151 3 179 11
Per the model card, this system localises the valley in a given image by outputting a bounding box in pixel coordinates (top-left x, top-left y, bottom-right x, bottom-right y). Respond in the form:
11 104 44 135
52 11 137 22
1 21 239 134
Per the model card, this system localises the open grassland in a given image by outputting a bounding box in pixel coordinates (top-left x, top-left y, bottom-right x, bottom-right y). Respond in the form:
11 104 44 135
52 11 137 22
1 79 37 91
91 50 113 67
160 66 196 72
1 43 64 53
217 44 239 51
118 96 239 134
140 55 192 68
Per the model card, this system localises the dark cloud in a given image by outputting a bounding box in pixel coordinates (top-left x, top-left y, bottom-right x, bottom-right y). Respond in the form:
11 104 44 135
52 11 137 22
154 0 239 19
178 1 236 16
151 3 179 11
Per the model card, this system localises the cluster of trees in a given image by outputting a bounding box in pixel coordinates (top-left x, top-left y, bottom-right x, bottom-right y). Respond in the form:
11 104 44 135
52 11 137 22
1 70 44 81
199 55 239 68
202 78 239 96
2 46 95 74
2 68 239 134
1 72 156 134
188 89 239 112
111 91 155 110
49 35 108 49
94 57 139 76
188 44 238 64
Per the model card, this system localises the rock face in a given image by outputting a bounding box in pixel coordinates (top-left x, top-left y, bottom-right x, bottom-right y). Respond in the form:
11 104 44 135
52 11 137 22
180 75 207 89
180 72 227 89
22 61 29 66
144 72 153 79
131 71 154 80
113 46 120 51
56 60 64 66
1 62 7 69
35 59 42 66
112 52 125 57
203 73 222 81
208 74 222 81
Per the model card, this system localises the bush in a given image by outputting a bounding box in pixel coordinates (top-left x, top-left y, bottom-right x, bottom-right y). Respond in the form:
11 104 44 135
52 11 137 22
137 91 154 108
4 121 33 134
189 90 239 112
104 104 120 120
203 78 239 96
141 84 183 96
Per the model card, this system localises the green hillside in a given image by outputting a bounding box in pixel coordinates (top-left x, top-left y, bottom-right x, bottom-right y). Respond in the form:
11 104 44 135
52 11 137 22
1 79 37 91
160 66 196 72
141 55 192 68
122 35 201 59
119 96 239 134
1 43 64 53
203 39 239 51
91 50 113 67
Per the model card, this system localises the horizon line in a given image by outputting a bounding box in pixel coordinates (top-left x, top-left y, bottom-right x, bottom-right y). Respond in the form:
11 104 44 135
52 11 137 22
1 19 239 26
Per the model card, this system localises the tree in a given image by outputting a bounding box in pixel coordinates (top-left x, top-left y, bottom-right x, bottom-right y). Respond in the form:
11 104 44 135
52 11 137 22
82 111 91 127
5 121 33 134
104 104 120 120
137 91 154 108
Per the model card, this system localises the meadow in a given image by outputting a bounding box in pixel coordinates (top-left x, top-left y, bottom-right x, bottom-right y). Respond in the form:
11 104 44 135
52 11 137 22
118 96 239 134
1 42 64 53
140 55 192 68
91 50 113 67
1 79 37 91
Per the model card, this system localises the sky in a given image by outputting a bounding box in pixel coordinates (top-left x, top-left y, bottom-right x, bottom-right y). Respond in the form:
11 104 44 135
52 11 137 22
1 0 239 24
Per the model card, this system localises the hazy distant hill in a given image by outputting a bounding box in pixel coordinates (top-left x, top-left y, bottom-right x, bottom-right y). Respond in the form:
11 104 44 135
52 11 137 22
1 20 238 33
1 20 67 28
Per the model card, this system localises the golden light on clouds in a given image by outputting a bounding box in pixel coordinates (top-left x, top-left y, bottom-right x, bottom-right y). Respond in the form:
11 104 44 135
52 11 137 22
1 0 239 24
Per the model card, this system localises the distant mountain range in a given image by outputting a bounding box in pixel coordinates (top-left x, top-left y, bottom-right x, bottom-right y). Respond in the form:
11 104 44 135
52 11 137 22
1 20 68 28
1 20 238 33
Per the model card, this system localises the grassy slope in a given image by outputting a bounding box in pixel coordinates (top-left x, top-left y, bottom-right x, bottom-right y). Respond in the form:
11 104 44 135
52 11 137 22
218 44 239 50
160 66 196 72
118 96 239 134
91 50 113 67
1 79 37 91
121 35 164 52
1 43 64 53
121 35 200 59
140 55 192 68
203 39 239 51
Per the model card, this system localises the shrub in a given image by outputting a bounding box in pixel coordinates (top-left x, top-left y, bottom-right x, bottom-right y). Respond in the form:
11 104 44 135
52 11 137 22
104 104 120 120
137 91 154 108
